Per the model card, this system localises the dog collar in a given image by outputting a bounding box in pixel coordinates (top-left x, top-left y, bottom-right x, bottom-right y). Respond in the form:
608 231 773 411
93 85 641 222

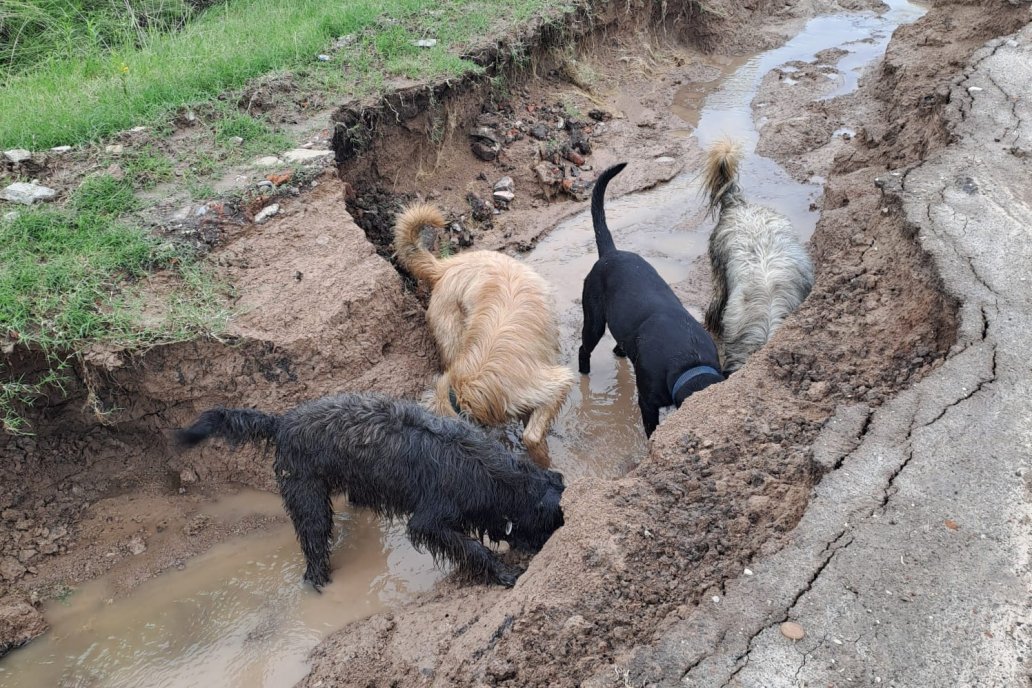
671 365 722 400
448 388 462 415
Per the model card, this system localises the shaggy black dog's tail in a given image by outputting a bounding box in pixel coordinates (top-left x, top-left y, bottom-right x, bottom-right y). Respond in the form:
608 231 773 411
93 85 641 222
590 162 627 257
176 407 279 448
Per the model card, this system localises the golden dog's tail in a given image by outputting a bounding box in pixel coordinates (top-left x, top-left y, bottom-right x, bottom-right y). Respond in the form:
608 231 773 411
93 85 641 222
702 138 744 211
394 202 447 285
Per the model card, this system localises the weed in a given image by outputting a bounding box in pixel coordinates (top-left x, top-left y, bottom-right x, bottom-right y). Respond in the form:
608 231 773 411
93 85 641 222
71 174 138 215
121 146 175 189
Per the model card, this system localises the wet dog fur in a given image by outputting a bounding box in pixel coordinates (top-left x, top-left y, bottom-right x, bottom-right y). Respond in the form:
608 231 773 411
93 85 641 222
579 163 724 436
702 138 815 373
393 204 574 467
176 393 565 589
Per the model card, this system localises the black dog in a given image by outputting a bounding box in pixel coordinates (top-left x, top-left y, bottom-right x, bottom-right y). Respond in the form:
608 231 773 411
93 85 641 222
579 163 724 436
176 393 565 589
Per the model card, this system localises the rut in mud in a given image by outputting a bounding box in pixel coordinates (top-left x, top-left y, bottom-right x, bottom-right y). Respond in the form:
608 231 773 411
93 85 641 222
3 0 1028 685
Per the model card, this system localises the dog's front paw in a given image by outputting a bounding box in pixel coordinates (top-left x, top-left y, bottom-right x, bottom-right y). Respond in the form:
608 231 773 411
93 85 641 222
303 566 331 591
612 343 626 357
493 565 523 588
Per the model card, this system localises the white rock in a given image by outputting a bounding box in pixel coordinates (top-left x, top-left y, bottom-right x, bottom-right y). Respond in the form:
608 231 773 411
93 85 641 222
130 126 148 133
2 182 57 205
282 148 332 163
254 203 280 224
50 145 73 154
172 205 192 221
412 39 438 48
253 156 282 167
228 136 244 146
127 535 147 556
105 144 124 154
493 176 515 192
317 54 331 62
3 149 32 163
654 156 676 164
493 190 515 204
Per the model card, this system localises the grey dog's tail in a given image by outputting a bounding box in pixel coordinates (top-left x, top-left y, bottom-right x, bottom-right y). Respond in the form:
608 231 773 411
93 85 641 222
176 407 279 448
702 138 744 211
590 162 627 257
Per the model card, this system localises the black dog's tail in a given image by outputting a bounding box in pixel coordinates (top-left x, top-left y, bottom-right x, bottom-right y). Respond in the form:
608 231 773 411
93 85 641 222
176 407 279 448
590 162 627 257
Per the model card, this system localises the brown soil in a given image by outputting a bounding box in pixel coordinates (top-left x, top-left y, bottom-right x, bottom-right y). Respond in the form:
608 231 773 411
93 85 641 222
295 1 1028 686
1 0 1027 679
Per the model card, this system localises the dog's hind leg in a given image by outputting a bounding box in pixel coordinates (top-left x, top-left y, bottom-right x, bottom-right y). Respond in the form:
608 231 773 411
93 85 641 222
407 511 520 587
578 272 606 375
280 476 334 590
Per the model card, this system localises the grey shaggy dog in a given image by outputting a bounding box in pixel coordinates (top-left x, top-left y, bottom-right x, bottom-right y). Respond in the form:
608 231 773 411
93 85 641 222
702 138 815 373
176 393 565 589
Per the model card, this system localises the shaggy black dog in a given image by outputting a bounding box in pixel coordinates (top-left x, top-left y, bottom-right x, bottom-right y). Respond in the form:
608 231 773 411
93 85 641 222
579 163 725 436
176 393 565 589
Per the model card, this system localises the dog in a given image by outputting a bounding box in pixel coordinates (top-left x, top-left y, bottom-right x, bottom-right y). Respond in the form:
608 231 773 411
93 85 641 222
702 138 815 373
176 393 565 589
393 203 575 468
579 163 724 437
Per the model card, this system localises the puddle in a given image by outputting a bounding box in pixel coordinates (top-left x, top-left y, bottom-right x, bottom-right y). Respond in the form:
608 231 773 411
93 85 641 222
0 491 441 688
0 2 926 686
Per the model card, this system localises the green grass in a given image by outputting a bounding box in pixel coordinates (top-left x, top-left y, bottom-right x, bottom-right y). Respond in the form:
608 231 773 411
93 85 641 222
0 204 227 433
0 0 563 149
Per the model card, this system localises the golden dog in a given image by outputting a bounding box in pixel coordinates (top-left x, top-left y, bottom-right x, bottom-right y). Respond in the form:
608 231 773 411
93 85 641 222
394 203 574 467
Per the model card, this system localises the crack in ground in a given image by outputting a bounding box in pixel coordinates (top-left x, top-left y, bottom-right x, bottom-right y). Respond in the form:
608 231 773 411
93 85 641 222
705 532 854 687
913 345 997 432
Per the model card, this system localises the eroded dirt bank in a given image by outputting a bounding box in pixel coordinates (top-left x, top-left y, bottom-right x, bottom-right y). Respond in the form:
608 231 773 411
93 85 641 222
299 1 1029 686
2 0 1027 682
0 0 860 655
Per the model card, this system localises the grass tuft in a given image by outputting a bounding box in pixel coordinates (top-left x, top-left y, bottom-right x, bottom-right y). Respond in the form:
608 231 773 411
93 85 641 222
0 208 226 433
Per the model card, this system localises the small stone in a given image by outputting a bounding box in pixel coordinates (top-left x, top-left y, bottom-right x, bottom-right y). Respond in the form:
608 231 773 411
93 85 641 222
254 203 280 224
172 205 193 221
3 149 32 164
530 123 550 140
565 149 586 166
412 39 438 48
127 534 147 556
534 162 563 185
744 568 754 576
655 156 676 164
17 550 36 564
2 182 57 205
493 189 515 206
130 126 148 133
179 467 198 484
282 148 332 163
105 144 124 155
471 140 500 161
50 145 73 154
780 621 805 640
253 156 282 167
0 557 26 581
317 54 331 62
228 136 244 146
493 176 515 193
469 127 499 144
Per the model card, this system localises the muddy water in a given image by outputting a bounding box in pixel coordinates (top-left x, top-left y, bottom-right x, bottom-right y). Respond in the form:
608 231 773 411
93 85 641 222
534 0 925 476
0 3 924 686
0 491 441 688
